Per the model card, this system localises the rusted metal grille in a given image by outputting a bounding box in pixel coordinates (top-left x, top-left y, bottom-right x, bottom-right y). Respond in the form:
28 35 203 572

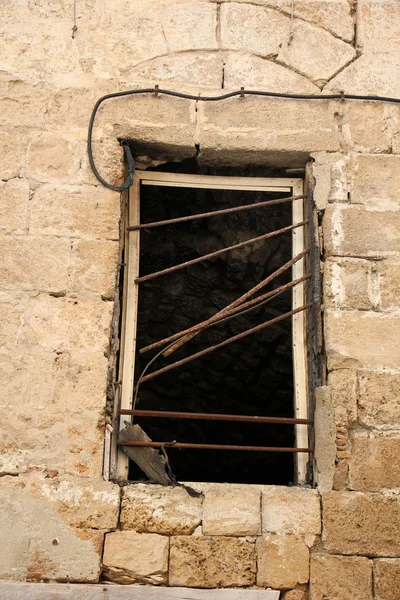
118 189 314 458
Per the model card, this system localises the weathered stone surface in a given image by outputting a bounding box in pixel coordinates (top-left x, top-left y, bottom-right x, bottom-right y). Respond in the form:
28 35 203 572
121 484 202 535
220 4 289 57
277 20 356 83
224 54 319 93
257 534 309 589
65 409 105 478
281 591 307 600
357 0 400 52
328 369 357 426
58 352 109 415
69 239 119 298
325 310 400 370
311 152 350 208
323 204 400 257
26 134 82 183
314 386 336 493
162 3 218 52
29 184 120 240
358 370 400 428
0 236 70 293
323 491 400 556
203 485 261 536
328 52 400 97
169 536 256 588
0 179 29 233
0 131 23 180
351 154 400 209
348 431 400 491
344 104 392 153
103 531 168 585
324 257 375 310
262 486 321 535
374 559 400 600
310 554 372 600
130 53 223 88
379 261 400 309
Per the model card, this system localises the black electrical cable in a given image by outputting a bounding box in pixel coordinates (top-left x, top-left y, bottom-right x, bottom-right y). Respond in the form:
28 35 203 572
88 86 400 192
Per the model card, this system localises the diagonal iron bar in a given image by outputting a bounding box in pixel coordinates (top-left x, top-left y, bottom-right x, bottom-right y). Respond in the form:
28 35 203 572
135 220 308 283
127 194 306 231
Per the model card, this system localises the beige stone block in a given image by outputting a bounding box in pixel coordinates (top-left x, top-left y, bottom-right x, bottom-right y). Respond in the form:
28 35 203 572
328 370 357 426
278 20 356 83
103 531 168 585
374 559 400 600
220 4 289 57
0 131 23 180
310 554 372 600
344 104 392 153
348 431 400 491
351 154 400 209
314 386 336 493
324 257 374 310
72 528 105 558
311 152 350 209
328 53 400 97
357 0 400 51
224 54 319 93
257 534 309 589
0 292 24 353
0 236 70 293
57 352 109 415
323 491 400 556
379 261 400 309
0 83 48 129
282 591 307 600
0 179 29 233
169 536 256 588
202 485 260 536
21 296 112 353
325 310 400 370
65 409 104 478
121 483 202 535
26 133 82 183
69 239 118 299
324 204 400 258
358 371 400 428
262 486 321 535
29 184 120 240
162 3 218 52
79 135 126 189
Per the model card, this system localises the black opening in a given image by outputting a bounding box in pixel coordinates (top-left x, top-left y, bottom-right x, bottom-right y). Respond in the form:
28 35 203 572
128 165 297 485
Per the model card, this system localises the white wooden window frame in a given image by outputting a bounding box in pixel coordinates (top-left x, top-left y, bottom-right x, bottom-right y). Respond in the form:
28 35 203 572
113 171 308 483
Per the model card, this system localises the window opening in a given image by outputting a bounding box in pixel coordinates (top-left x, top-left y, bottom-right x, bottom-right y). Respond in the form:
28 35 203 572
116 168 312 485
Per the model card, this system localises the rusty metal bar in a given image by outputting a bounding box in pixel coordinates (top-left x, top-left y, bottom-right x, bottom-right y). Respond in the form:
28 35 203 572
127 194 307 231
140 303 312 384
117 440 314 453
140 249 309 355
119 408 313 425
135 220 308 284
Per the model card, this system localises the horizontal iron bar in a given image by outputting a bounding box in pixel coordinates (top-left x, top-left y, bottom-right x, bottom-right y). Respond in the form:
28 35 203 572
117 440 314 453
140 303 312 384
119 409 313 425
127 194 306 231
135 220 308 283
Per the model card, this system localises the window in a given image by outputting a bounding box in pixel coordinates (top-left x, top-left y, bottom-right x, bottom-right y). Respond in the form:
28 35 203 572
114 168 312 485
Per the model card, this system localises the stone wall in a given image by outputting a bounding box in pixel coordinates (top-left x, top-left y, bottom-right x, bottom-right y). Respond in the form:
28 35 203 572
1 0 400 598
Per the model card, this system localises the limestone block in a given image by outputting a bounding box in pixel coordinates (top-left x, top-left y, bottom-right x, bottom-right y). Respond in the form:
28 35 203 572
277 20 356 83
69 239 119 299
121 484 202 535
324 257 374 310
169 536 256 588
328 53 400 97
65 409 105 478
26 133 82 183
310 554 372 600
0 292 24 352
0 179 29 234
79 135 125 189
351 154 400 209
29 184 120 240
0 236 70 293
197 98 340 166
314 386 336 493
161 3 217 52
358 371 400 428
374 559 400 600
357 0 400 51
379 261 400 309
323 204 400 257
20 295 112 353
262 486 321 535
325 310 400 370
328 369 357 426
202 485 260 536
224 54 319 93
220 4 289 57
103 531 168 585
323 491 400 556
348 431 400 491
58 352 109 415
282 591 307 600
311 152 350 209
257 534 309 589
0 131 23 180
344 104 392 153
0 82 48 129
